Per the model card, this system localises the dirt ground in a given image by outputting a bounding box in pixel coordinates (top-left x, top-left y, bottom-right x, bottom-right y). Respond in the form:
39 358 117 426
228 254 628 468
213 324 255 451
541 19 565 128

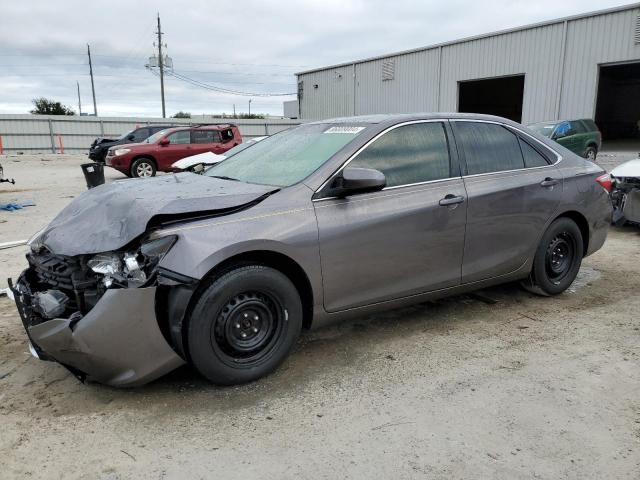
0 153 639 479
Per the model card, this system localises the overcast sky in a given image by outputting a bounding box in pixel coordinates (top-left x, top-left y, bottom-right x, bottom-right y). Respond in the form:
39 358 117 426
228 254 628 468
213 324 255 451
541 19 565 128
0 0 629 118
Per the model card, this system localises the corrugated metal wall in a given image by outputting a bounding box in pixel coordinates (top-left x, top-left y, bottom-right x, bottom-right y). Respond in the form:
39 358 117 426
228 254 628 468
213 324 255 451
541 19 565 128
0 115 301 153
438 23 565 123
561 8 640 119
298 5 640 124
355 49 440 115
299 65 355 119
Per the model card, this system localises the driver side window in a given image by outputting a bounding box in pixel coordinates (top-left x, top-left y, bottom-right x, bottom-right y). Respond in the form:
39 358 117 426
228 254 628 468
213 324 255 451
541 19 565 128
554 122 571 138
348 122 451 188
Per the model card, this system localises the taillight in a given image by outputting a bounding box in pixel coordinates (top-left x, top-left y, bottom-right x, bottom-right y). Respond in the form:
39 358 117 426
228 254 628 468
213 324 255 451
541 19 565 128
595 173 613 193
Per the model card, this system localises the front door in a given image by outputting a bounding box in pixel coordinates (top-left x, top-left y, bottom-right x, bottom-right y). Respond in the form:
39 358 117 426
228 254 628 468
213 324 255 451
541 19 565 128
157 130 194 169
451 120 563 283
314 121 467 312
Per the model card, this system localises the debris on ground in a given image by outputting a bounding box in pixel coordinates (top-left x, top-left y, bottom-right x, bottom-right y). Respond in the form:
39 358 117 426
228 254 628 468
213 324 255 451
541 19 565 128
0 162 16 185
0 200 35 211
0 240 28 250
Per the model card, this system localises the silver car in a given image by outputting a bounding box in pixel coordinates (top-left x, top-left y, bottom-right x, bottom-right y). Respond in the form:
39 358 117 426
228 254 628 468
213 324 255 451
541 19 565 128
11 113 612 387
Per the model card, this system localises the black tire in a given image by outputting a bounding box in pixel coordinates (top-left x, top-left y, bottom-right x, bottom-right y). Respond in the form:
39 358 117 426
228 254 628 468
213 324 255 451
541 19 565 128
522 217 584 296
584 146 597 162
187 265 303 385
130 157 156 177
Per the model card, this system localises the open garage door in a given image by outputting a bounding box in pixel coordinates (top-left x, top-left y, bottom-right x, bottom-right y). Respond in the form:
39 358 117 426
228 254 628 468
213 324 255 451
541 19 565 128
458 75 525 123
595 62 640 141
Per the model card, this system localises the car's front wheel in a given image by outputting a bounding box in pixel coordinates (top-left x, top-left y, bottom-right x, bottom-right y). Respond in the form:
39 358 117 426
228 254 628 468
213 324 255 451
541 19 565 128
584 146 597 162
131 157 156 177
187 265 303 385
522 217 584 296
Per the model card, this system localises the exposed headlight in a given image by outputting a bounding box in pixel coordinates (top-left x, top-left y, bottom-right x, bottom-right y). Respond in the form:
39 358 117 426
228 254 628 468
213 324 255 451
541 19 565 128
114 148 131 156
87 252 121 275
87 235 177 289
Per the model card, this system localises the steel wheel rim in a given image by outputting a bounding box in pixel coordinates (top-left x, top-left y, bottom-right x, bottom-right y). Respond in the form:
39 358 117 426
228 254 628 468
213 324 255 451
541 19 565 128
136 162 153 177
545 232 575 283
587 150 596 161
211 291 284 366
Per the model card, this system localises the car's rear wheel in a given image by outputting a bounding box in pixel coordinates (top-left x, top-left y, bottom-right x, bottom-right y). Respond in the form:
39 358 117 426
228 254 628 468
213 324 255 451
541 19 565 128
584 146 597 162
131 157 156 177
522 217 584 296
187 265 302 385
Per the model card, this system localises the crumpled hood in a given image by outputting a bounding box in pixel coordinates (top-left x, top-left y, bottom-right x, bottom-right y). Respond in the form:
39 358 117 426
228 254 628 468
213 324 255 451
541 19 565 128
611 159 640 178
38 173 277 256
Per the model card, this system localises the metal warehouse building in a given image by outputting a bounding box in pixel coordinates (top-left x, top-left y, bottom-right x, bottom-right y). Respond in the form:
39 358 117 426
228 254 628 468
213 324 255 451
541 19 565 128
295 3 640 141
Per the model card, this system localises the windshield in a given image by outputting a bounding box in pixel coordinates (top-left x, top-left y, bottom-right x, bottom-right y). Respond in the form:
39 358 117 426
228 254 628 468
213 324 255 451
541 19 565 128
117 130 134 140
529 122 557 138
223 140 261 158
205 123 366 187
146 130 170 143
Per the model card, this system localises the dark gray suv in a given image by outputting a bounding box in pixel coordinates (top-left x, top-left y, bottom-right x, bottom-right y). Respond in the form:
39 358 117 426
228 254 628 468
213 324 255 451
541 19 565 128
12 113 612 387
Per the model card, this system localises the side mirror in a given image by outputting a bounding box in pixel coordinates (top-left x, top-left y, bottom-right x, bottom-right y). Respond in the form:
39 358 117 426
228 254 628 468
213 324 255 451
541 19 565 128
330 167 386 197
127 134 135 141
159 138 170 146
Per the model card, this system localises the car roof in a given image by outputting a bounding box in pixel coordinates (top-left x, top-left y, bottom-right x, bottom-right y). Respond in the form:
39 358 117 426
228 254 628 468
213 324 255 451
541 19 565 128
308 112 524 129
155 124 236 134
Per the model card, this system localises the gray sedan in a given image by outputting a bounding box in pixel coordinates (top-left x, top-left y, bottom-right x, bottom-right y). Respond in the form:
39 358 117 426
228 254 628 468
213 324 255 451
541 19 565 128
11 113 612 387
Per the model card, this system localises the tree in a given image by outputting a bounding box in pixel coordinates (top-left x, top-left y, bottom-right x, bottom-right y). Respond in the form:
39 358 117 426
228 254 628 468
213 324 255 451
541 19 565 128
172 111 191 118
30 97 75 115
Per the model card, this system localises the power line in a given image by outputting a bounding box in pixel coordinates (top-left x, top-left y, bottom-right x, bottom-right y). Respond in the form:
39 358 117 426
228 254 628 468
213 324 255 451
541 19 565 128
0 53 310 68
166 70 296 97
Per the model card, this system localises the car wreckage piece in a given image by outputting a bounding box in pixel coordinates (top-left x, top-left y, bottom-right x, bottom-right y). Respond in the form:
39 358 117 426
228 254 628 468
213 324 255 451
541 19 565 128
610 158 640 225
0 162 16 184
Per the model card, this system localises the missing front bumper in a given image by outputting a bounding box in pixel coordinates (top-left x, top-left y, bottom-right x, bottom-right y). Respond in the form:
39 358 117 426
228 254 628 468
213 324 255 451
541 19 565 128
12 280 185 387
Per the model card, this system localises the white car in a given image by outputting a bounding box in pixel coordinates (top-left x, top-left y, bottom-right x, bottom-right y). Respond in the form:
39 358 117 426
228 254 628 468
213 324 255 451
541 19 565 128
610 158 640 225
171 136 267 173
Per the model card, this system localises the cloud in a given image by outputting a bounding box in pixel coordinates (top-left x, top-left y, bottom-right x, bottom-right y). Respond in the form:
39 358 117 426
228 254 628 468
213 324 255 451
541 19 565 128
0 0 626 117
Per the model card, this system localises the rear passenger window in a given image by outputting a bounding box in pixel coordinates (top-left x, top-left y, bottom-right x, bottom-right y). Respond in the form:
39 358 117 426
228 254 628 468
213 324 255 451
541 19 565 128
570 121 587 134
518 138 550 168
454 122 524 175
348 122 451 187
192 130 220 144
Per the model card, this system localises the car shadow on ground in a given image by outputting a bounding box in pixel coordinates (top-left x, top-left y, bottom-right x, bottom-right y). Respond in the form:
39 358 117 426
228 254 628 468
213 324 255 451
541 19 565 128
111 280 543 395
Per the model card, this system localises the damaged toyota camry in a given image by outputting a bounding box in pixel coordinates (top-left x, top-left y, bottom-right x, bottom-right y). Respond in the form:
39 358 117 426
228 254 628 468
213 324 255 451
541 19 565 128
10 113 612 387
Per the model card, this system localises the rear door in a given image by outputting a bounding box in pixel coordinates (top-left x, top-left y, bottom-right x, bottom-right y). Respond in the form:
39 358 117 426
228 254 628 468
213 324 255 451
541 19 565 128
553 121 580 155
568 120 591 157
191 130 221 155
314 121 468 312
451 120 563 283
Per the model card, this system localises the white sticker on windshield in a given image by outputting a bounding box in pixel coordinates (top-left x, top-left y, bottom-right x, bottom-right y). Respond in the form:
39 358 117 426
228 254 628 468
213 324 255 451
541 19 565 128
323 126 365 134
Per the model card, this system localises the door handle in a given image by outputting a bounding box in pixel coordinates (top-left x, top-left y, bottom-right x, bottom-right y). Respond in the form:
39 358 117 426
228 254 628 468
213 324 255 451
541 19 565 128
439 194 465 206
540 177 559 187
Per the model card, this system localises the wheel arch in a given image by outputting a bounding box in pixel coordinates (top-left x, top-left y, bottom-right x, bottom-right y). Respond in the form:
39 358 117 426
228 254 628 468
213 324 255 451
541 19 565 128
190 250 314 331
553 210 590 256
131 155 157 169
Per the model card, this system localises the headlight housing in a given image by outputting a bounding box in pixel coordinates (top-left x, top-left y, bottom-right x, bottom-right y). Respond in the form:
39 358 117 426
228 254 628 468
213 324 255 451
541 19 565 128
114 148 131 156
87 235 177 288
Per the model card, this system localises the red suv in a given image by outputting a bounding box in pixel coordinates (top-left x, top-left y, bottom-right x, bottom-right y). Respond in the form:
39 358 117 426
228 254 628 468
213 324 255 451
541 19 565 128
105 124 242 177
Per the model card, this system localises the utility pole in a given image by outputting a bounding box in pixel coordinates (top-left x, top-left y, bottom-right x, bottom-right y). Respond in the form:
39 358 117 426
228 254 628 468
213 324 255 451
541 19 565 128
248 98 252 117
76 81 82 115
156 13 166 118
233 104 236 118
87 44 97 116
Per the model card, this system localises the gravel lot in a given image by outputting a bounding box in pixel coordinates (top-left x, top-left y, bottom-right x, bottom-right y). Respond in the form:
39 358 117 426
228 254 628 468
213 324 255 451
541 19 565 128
1 152 639 479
